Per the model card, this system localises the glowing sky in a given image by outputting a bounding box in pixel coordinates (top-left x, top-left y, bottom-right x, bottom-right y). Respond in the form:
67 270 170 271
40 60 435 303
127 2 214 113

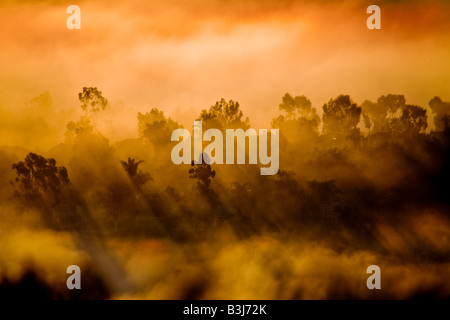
1 0 449 129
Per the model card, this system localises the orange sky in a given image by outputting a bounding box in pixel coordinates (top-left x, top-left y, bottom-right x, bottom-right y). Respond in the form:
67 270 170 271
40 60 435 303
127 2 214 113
1 0 449 130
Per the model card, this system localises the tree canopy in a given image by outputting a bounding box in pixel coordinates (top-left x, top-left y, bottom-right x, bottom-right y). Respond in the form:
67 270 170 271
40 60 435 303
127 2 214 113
322 95 361 138
198 98 250 130
78 87 108 117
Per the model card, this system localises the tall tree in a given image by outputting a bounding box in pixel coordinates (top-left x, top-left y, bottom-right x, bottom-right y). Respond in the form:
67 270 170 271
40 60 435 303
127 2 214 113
198 98 250 131
377 94 405 117
121 157 151 187
271 93 320 134
189 154 216 192
388 104 428 135
279 93 313 119
78 87 108 117
322 95 361 138
137 108 181 147
362 94 406 133
429 96 450 132
11 152 69 201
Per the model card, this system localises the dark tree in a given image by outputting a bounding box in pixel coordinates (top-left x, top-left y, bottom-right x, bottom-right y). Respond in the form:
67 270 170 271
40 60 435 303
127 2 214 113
78 87 108 117
271 93 320 134
429 96 450 132
121 157 152 187
361 94 406 133
279 93 312 119
400 104 428 134
189 154 216 192
198 98 250 130
11 153 70 203
137 108 181 147
388 104 428 135
322 95 361 138
377 94 406 117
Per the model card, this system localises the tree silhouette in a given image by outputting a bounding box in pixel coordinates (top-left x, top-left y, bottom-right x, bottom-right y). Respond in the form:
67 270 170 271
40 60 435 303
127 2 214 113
271 93 320 135
279 93 313 119
121 157 151 187
64 87 108 142
198 98 250 130
429 96 450 132
137 108 181 147
121 157 142 177
362 94 406 133
189 154 216 192
322 95 361 138
388 104 427 135
78 87 108 117
378 94 405 117
11 153 69 203
400 104 428 134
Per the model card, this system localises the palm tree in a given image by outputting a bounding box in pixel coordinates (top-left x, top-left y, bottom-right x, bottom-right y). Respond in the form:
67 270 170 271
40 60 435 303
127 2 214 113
121 157 151 187
121 157 143 178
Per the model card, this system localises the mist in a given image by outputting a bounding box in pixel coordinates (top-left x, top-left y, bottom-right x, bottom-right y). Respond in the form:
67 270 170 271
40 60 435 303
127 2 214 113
0 87 449 299
1 0 450 300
